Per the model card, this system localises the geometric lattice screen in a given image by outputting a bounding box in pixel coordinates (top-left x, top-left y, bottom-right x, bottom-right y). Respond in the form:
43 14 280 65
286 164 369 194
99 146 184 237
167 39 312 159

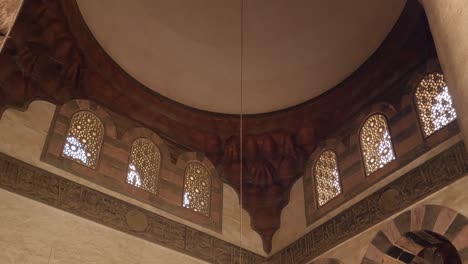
314 150 342 207
360 114 396 176
62 111 104 169
415 73 457 137
127 138 161 195
182 161 211 216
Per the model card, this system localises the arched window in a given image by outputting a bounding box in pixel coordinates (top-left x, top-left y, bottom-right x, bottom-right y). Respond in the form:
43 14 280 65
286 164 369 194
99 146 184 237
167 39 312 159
62 111 104 169
415 73 457 137
127 138 161 195
182 161 211 216
314 150 342 207
360 114 395 176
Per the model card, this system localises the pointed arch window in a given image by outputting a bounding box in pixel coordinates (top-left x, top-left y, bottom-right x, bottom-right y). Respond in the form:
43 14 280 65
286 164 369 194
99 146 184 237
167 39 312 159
182 161 211 216
360 114 395 176
127 138 161 195
314 150 342 207
415 73 457 137
62 111 104 169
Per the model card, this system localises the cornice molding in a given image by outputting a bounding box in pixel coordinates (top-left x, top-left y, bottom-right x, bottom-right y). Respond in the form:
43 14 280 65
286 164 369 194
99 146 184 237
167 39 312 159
0 142 465 263
0 152 265 264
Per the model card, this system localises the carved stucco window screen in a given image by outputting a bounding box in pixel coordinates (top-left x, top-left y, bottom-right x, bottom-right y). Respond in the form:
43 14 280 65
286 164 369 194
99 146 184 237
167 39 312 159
314 150 342 207
360 113 396 176
127 138 162 195
415 72 457 138
182 161 211 216
62 111 104 169
0 0 22 53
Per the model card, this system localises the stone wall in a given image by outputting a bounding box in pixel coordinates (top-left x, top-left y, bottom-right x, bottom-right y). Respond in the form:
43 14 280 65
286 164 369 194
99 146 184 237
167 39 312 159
269 140 467 263
316 177 468 263
303 63 459 227
0 100 467 264
0 101 265 259
271 62 462 254
0 188 208 264
42 99 223 232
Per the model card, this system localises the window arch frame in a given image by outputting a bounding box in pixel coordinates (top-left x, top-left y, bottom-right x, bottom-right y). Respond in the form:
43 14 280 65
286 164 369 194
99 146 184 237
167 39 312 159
61 110 105 169
312 149 343 208
358 113 396 177
413 72 457 138
182 160 212 217
43 100 222 231
126 137 162 195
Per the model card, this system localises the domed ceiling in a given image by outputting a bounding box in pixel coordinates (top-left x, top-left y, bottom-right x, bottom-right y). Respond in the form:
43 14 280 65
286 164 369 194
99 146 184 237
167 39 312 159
76 0 406 114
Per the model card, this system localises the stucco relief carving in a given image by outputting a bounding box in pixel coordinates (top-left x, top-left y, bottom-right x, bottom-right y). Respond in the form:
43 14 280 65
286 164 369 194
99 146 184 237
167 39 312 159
219 131 307 252
378 188 402 214
0 153 265 264
269 142 467 264
0 142 465 263
0 0 435 253
362 204 468 263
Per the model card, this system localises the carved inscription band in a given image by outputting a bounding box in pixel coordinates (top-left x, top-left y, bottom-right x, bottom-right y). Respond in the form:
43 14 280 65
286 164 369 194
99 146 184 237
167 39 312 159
0 142 466 263
0 153 264 264
269 142 467 264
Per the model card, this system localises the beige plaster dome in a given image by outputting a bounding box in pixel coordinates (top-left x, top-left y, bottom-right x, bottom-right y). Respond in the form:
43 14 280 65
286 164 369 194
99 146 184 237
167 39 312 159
77 0 406 114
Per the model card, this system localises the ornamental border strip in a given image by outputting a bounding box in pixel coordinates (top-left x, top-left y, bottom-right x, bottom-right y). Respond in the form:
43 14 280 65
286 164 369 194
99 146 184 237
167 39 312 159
0 153 265 264
0 142 466 264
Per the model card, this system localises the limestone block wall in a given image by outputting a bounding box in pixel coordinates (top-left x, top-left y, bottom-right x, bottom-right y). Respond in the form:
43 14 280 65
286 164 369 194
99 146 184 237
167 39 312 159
302 64 459 227
272 134 463 253
0 188 207 264
270 61 463 256
0 100 465 263
42 99 223 232
0 101 265 258
315 177 468 263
